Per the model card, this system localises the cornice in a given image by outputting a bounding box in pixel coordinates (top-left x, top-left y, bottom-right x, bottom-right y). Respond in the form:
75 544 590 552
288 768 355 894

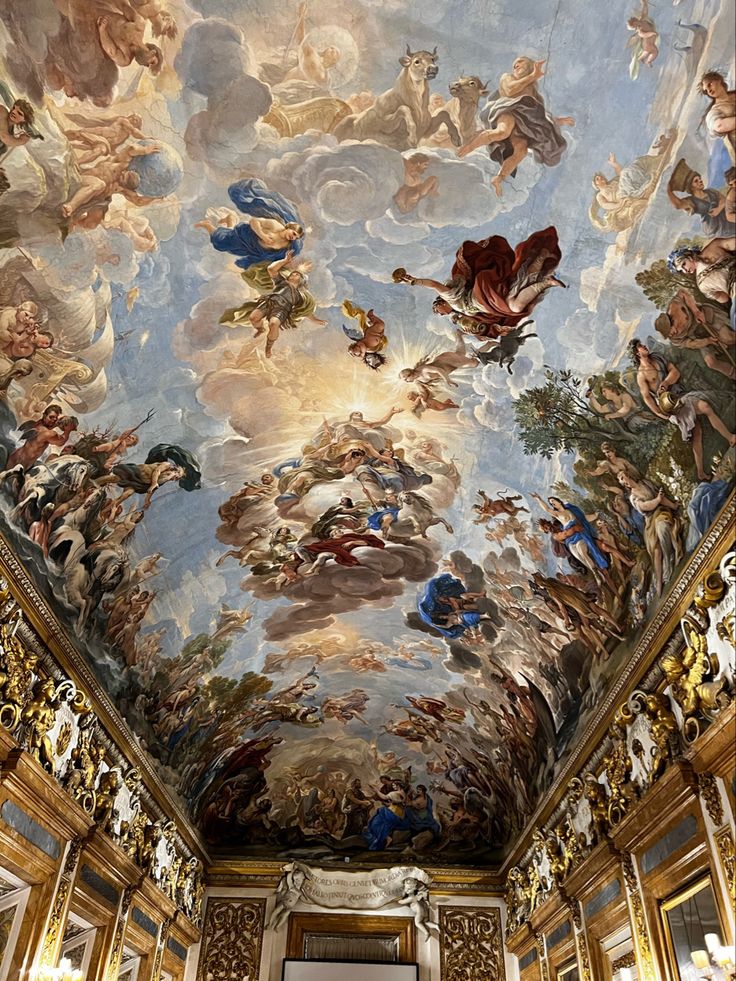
500 494 735 876
206 856 503 894
0 530 210 866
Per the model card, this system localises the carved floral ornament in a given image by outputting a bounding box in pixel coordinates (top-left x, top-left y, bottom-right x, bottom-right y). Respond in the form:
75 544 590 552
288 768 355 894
439 906 506 981
0 577 204 925
504 547 734 938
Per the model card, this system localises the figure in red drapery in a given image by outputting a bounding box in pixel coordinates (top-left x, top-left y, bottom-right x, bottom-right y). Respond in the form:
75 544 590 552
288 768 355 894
393 226 564 338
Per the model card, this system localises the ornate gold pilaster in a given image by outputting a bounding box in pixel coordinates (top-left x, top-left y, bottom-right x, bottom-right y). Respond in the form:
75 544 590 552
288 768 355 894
575 927 592 981
103 884 137 981
563 896 592 981
620 853 656 981
714 827 735 902
438 906 505 980
36 834 85 969
195 899 266 981
533 930 549 981
150 916 173 981
697 772 725 826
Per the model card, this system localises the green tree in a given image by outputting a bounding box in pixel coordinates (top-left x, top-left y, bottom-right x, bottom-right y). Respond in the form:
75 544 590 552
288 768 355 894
513 369 636 460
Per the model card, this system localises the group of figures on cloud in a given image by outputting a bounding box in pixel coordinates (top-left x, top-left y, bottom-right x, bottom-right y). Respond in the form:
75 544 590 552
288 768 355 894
189 657 554 857
0 58 179 252
0 391 199 652
0 0 199 667
216 406 458 593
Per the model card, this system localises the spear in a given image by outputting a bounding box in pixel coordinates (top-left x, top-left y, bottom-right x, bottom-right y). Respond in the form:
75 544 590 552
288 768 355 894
107 407 156 455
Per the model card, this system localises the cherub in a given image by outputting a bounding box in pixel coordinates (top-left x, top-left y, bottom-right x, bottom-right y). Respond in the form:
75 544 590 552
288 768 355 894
341 300 388 369
397 877 439 941
393 153 439 214
406 382 458 417
0 301 42 352
7 329 54 364
627 0 659 78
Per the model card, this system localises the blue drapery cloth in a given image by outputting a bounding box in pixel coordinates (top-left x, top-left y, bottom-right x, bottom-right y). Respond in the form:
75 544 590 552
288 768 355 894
210 178 304 270
560 502 609 569
417 574 481 639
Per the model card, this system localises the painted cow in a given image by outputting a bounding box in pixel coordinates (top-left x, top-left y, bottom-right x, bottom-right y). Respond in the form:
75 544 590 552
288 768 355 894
333 46 461 150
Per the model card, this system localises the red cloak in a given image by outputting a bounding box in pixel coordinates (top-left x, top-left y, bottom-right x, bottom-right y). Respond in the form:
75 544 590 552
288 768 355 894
452 226 561 331
297 533 386 568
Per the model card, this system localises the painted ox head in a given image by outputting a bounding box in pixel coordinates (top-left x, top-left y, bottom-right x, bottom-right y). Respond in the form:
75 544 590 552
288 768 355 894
449 75 490 103
399 45 439 81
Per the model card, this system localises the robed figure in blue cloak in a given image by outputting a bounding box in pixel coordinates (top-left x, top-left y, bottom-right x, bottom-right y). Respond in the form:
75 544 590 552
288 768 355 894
202 178 305 271
417 573 485 640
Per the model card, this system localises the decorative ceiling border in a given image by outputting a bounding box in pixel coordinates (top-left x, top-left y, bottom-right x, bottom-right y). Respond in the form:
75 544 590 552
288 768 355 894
500 494 735 875
206 858 503 895
0 531 210 866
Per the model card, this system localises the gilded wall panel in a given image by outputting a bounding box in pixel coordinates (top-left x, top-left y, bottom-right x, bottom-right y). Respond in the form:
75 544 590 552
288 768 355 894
195 899 266 981
439 905 505 981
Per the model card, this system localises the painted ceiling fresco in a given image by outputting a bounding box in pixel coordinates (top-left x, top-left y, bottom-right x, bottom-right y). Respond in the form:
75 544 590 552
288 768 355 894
0 0 734 868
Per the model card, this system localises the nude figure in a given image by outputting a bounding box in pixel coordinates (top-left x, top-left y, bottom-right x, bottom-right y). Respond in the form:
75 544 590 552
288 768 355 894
61 142 160 218
65 113 145 166
284 2 341 87
3 325 54 361
96 5 164 73
627 0 659 70
400 332 478 388
407 382 459 417
195 213 304 252
393 154 439 214
7 416 78 471
0 303 40 351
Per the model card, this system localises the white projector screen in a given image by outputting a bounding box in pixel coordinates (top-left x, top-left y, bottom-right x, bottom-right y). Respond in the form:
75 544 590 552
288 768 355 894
282 961 418 981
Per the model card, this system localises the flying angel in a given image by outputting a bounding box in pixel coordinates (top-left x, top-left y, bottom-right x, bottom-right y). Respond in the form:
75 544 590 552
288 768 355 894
627 0 659 78
341 300 388 370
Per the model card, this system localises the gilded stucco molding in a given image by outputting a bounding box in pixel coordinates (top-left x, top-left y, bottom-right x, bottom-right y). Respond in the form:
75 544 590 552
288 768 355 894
0 574 205 926
504 541 735 936
0 533 209 867
620 853 656 981
195 899 266 981
502 500 734 877
38 835 84 968
697 772 724 826
439 906 506 981
714 826 735 902
575 928 592 981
